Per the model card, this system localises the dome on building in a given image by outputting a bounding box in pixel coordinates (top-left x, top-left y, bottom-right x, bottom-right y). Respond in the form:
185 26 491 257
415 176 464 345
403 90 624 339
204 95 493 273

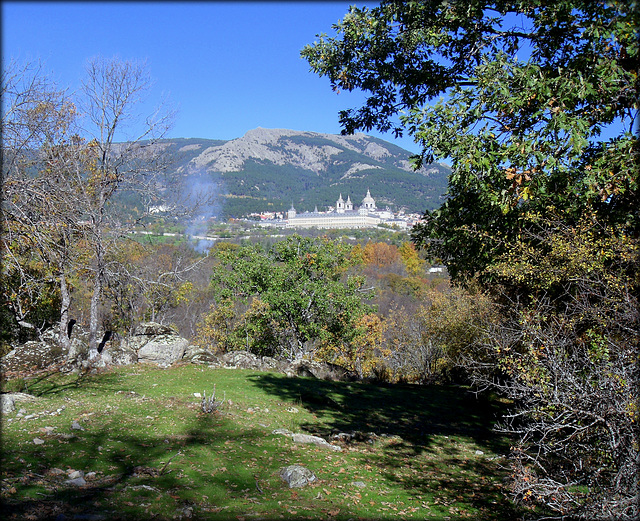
361 189 376 210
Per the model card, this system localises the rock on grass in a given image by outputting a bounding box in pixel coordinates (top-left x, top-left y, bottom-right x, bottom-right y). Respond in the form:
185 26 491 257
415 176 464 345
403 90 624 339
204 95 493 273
280 465 317 488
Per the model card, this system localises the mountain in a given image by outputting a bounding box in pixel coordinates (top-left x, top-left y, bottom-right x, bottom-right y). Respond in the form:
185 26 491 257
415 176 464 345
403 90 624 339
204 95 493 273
158 128 450 219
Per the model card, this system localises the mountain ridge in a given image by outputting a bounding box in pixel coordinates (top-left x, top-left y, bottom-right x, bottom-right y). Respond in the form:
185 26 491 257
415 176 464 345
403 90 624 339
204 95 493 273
158 128 450 218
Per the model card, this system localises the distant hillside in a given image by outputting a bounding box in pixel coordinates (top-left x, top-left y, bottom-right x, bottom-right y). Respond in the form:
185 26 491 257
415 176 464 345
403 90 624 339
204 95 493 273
157 128 450 219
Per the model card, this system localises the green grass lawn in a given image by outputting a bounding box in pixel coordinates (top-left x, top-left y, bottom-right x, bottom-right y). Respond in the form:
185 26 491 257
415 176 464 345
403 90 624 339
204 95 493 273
1 364 525 520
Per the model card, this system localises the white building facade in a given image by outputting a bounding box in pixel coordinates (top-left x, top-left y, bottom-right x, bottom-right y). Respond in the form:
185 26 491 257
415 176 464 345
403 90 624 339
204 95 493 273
286 191 388 229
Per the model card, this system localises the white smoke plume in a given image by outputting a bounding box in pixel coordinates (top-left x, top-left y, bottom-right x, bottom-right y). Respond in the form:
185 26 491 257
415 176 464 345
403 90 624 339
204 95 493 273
181 173 223 254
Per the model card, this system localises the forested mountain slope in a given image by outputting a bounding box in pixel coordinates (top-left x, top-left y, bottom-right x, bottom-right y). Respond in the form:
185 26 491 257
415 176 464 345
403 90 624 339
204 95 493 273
158 128 449 218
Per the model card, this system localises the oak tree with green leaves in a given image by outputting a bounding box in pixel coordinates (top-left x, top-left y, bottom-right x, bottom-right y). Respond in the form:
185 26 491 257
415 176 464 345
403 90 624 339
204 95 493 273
207 235 372 361
303 2 639 518
302 0 638 282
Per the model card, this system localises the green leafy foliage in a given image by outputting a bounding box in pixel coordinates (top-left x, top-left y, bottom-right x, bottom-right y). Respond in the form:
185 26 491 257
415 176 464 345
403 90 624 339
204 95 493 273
302 0 638 283
203 235 372 361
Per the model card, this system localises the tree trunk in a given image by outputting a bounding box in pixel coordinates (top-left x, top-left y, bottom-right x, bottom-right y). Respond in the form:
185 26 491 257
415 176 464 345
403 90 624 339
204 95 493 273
58 271 71 351
88 269 102 359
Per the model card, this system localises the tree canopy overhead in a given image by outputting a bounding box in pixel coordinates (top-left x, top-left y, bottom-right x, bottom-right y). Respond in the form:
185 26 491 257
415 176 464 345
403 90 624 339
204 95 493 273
302 0 638 281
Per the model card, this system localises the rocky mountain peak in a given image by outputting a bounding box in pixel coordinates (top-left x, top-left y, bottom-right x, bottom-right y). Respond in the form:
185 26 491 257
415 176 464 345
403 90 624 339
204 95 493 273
187 127 404 175
242 127 297 143
190 128 341 174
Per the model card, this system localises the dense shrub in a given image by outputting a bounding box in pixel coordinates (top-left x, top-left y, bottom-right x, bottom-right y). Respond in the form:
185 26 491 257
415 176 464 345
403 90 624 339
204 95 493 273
381 283 495 384
470 218 639 519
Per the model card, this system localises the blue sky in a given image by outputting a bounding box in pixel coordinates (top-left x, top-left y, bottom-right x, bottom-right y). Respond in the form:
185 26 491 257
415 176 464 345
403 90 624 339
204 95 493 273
2 1 423 153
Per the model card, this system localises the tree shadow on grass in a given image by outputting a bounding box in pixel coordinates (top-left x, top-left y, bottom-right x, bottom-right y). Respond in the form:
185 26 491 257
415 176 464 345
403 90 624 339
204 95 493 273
1 368 373 521
366 435 522 520
1 392 295 521
2 367 83 396
248 373 509 452
2 410 225 520
2 368 523 520
1 365 127 398
248 373 524 520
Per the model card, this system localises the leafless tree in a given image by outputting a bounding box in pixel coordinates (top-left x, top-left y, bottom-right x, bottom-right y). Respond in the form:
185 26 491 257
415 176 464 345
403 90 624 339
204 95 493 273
76 56 175 358
2 57 179 359
101 240 210 336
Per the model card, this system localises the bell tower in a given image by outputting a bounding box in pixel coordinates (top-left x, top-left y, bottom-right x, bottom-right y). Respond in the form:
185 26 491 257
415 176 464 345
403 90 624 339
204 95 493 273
345 195 353 211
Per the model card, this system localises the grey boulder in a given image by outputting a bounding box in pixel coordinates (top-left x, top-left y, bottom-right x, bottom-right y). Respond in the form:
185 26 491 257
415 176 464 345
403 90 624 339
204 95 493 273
126 322 190 367
291 433 342 451
280 465 317 488
137 336 189 367
1 394 15 414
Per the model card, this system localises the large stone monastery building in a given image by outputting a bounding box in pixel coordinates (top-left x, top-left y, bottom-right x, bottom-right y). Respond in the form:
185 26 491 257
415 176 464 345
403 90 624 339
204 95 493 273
286 190 401 229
